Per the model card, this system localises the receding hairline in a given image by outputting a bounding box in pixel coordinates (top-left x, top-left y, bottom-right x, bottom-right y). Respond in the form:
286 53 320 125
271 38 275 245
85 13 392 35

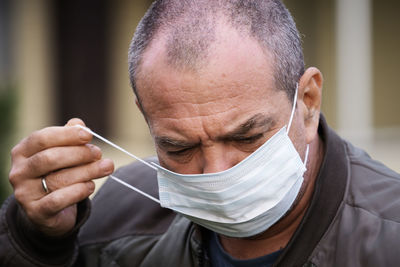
133 16 279 107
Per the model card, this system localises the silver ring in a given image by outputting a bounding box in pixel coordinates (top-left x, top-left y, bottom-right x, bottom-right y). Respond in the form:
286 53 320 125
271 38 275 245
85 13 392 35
41 176 49 193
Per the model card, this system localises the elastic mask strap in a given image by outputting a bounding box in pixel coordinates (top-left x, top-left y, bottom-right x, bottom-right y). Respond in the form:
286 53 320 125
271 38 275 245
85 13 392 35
76 125 157 171
304 144 310 165
287 83 299 134
109 175 160 203
284 85 310 167
76 125 160 204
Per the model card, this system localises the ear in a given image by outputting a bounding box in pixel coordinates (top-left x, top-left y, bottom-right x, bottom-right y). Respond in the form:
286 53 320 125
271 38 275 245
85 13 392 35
298 67 323 144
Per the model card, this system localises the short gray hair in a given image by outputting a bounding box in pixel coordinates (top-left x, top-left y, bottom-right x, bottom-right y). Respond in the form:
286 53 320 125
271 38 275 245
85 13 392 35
128 0 304 103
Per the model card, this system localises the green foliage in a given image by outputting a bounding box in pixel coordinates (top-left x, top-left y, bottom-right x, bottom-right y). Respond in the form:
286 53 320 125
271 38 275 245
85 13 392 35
0 85 16 204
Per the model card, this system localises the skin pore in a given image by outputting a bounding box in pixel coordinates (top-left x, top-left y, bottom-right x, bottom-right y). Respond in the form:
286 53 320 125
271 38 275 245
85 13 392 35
135 23 324 259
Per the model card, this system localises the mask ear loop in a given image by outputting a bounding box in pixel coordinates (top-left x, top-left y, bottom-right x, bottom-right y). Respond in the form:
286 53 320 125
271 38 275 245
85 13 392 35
285 84 310 167
109 174 160 203
287 83 298 134
76 125 157 171
304 144 310 165
75 125 160 204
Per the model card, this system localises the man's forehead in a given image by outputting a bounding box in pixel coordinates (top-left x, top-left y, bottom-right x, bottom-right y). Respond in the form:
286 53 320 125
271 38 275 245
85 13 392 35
136 26 276 116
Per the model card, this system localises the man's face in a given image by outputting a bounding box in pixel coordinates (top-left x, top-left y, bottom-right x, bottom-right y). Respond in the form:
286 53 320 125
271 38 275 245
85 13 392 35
136 26 307 174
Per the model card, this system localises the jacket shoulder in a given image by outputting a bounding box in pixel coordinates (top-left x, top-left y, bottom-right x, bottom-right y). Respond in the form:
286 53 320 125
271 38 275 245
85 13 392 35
78 158 176 246
310 142 400 266
345 142 400 221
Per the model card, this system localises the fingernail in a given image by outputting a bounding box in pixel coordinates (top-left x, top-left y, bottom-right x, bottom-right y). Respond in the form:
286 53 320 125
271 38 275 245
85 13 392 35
87 182 95 192
100 159 113 173
89 145 102 158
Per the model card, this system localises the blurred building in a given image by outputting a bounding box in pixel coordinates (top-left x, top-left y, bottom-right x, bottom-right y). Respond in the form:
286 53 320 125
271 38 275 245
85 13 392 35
1 0 399 193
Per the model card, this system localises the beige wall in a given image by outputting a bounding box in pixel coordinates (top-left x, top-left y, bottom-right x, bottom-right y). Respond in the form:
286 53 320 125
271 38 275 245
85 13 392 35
373 1 400 129
287 0 400 132
285 0 399 173
284 0 337 128
13 0 55 140
107 0 155 162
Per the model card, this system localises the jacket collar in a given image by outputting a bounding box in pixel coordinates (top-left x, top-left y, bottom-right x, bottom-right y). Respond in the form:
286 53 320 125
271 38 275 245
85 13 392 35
274 114 349 266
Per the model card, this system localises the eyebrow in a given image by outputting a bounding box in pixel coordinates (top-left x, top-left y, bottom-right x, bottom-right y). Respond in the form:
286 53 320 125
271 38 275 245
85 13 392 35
218 113 275 141
155 136 196 149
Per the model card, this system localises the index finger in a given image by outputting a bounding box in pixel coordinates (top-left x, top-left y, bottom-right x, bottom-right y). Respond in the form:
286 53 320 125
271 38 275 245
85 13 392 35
16 125 93 158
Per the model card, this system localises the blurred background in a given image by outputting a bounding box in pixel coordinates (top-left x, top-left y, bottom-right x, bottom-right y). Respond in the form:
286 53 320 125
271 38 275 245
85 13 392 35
1 0 399 203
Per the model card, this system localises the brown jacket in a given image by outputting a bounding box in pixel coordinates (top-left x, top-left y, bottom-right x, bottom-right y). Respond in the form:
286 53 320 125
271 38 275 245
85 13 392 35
1 116 400 266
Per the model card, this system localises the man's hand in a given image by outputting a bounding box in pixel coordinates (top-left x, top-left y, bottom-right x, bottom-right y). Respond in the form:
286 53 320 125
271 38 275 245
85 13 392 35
8 118 114 236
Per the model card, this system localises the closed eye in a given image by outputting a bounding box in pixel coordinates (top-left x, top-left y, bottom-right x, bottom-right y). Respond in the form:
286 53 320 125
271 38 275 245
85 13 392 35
166 147 194 156
235 133 264 144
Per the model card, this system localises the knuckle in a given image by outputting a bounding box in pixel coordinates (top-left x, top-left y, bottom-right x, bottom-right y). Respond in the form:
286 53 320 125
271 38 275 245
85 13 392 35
10 145 21 159
25 203 41 222
27 155 41 173
8 166 23 186
35 133 48 151
14 188 26 203
8 168 18 184
37 150 56 168
26 157 38 175
27 131 43 150
30 127 53 151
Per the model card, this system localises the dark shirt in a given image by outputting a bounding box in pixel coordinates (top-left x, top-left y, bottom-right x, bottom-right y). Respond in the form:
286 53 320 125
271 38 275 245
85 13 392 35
207 231 282 267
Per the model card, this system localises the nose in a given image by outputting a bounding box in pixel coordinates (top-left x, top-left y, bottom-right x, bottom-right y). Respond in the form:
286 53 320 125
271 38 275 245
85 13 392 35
201 144 243 174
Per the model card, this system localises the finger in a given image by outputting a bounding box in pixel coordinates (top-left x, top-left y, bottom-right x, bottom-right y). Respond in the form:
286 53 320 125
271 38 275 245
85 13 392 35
15 125 93 158
25 144 102 178
30 181 95 218
13 158 113 204
45 158 114 193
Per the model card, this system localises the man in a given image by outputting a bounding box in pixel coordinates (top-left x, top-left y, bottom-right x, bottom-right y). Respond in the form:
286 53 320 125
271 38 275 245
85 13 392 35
1 0 400 266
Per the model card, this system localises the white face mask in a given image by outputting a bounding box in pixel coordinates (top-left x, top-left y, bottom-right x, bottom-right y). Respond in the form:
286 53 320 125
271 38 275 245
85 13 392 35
77 84 309 238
